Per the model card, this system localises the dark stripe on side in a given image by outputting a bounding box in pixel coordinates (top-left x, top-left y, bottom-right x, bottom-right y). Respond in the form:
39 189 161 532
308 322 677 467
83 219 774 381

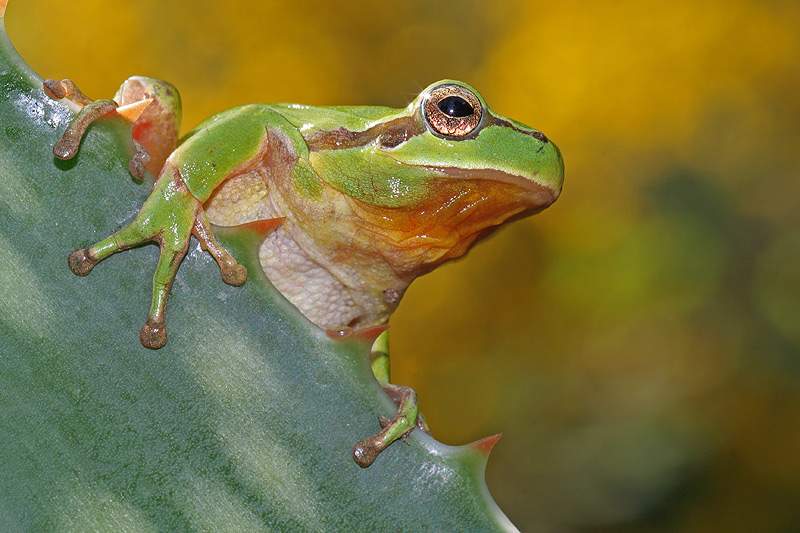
304 116 423 152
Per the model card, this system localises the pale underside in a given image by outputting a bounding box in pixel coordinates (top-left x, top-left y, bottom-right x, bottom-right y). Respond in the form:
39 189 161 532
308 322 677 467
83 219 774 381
204 169 395 330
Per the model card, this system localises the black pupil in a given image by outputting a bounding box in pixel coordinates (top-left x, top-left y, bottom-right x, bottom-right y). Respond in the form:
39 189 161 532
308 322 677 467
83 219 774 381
437 96 473 117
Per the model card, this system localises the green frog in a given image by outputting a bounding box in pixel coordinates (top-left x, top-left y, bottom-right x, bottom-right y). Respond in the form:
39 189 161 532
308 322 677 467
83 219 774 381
45 75 564 466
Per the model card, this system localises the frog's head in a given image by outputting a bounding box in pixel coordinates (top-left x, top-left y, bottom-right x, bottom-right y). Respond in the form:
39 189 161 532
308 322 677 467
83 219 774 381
303 79 564 274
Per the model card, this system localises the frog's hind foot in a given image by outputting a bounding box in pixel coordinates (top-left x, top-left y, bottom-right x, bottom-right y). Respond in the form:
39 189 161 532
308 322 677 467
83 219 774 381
220 261 248 287
44 78 153 178
67 189 196 349
43 78 93 105
52 98 119 160
45 78 119 159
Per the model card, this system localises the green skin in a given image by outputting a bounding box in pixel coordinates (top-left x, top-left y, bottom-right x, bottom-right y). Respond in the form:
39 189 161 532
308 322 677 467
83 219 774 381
47 76 564 467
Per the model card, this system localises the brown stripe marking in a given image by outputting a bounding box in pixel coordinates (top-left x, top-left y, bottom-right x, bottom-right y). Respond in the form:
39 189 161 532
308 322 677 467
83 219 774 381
304 116 422 152
490 116 549 143
304 112 548 152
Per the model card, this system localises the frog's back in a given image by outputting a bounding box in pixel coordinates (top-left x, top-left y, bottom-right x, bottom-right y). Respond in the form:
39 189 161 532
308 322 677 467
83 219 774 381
264 103 401 133
182 102 402 145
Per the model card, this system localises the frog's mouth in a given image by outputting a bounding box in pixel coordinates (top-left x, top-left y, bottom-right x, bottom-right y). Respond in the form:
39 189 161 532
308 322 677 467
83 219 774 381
346 167 559 273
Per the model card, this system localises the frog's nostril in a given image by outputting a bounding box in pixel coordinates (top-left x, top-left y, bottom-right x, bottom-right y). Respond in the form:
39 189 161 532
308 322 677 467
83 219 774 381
531 130 548 143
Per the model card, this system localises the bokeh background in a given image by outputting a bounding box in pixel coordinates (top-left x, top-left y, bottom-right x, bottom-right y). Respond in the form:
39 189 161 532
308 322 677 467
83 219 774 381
8 1 799 530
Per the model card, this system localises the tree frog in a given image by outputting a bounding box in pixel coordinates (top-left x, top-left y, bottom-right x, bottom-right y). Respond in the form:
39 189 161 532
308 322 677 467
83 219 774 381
45 76 564 466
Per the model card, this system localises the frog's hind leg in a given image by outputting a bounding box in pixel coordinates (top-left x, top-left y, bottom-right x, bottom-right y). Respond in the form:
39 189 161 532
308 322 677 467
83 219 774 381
43 78 94 105
44 78 119 160
68 218 191 350
139 235 192 349
351 331 431 467
52 98 119 160
44 78 154 178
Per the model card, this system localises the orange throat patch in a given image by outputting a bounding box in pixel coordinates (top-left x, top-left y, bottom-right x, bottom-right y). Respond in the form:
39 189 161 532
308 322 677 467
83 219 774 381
345 170 556 276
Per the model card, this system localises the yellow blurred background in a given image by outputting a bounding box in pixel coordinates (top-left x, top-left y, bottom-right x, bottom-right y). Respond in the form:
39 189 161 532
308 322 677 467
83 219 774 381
8 1 800 530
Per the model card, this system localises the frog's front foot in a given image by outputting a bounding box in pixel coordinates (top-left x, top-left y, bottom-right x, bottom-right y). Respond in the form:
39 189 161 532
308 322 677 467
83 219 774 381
65 174 249 349
140 317 168 350
353 382 430 467
67 248 100 276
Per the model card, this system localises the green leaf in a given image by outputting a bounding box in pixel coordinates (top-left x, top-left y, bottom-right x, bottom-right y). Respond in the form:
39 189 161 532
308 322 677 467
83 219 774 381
0 5 515 531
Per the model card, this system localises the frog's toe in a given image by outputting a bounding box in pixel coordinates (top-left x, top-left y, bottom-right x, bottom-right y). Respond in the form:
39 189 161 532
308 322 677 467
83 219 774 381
140 318 167 349
43 78 93 105
353 438 383 468
352 383 421 467
191 211 250 288
352 411 415 467
221 262 247 287
52 99 119 160
43 79 67 100
128 140 151 180
416 412 432 435
68 248 99 276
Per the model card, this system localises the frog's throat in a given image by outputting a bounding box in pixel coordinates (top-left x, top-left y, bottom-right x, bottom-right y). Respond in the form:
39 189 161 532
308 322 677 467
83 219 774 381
343 167 557 269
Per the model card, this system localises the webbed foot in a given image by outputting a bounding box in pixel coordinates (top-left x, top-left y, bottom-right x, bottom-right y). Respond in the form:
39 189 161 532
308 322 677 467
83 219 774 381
52 98 119 160
222 262 248 286
66 175 257 348
66 176 197 349
333 329 431 466
128 140 152 180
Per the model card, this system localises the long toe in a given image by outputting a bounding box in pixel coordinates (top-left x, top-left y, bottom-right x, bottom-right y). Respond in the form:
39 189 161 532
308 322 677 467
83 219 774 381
140 318 168 349
222 263 247 286
68 249 97 276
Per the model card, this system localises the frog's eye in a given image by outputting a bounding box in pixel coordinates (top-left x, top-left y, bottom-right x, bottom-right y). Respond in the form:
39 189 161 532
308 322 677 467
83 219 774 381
423 84 483 138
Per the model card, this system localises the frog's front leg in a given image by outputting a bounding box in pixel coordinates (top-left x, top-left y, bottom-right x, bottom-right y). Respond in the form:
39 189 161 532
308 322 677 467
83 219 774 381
62 104 286 348
352 331 431 467
68 173 244 348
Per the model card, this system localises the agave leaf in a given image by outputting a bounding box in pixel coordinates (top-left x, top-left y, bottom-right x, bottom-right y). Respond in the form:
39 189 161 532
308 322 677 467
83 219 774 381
0 4 515 530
